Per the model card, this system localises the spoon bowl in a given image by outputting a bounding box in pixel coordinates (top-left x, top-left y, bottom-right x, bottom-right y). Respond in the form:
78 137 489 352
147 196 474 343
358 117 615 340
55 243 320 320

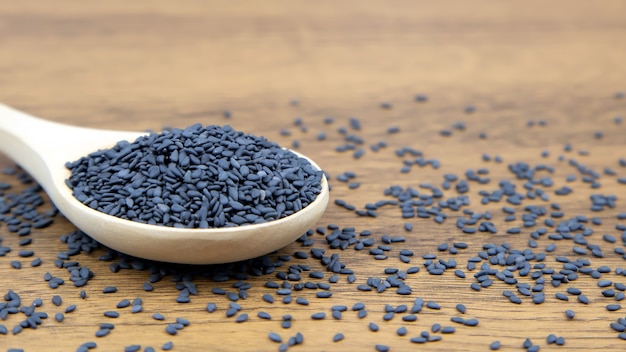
0 104 329 264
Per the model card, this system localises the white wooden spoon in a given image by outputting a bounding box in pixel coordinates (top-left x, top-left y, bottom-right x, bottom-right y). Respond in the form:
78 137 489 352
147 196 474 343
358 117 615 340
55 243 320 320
0 104 329 264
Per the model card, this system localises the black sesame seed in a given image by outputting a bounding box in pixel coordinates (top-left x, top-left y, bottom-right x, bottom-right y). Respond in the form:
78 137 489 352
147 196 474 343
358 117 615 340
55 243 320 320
236 313 248 323
295 297 309 306
95 328 111 337
352 302 365 310
606 304 621 311
611 322 626 332
17 250 34 257
426 301 441 310
262 294 274 303
578 295 590 304
124 345 141 352
410 336 427 344
441 326 456 333
80 342 97 350
30 257 42 267
527 345 539 352
269 332 282 343
165 325 177 335
456 304 466 314
12 325 23 335
316 291 332 298
311 312 325 320
257 311 271 320
102 286 117 294
556 337 565 345
451 316 465 324
176 296 190 304
567 287 582 295
464 318 479 326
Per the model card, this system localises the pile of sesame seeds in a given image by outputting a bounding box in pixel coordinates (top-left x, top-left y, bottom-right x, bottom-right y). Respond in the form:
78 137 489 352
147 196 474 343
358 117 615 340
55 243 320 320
65 124 323 228
1 90 626 351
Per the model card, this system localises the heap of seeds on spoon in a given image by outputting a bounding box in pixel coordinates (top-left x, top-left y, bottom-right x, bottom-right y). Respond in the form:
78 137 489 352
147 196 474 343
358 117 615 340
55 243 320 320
64 124 323 228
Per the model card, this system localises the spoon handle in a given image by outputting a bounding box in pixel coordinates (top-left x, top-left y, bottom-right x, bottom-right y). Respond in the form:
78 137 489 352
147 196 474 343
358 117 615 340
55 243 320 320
0 104 73 178
0 103 146 189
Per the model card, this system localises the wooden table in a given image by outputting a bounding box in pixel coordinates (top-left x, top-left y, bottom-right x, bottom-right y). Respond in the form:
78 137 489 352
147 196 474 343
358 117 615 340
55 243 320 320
1 1 626 351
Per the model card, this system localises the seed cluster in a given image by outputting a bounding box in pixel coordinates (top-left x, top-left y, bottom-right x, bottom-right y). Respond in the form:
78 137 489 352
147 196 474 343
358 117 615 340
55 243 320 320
1 91 626 351
65 124 323 228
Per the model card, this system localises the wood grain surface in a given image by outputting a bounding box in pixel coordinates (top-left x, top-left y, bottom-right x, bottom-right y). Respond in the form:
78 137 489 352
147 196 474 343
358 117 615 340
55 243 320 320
1 1 626 351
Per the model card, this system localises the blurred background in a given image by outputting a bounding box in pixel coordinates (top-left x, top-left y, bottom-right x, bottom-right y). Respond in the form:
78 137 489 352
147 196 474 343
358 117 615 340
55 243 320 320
1 0 624 129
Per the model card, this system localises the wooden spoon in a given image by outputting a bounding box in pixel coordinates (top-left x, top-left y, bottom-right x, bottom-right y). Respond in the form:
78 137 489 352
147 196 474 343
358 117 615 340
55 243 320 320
0 104 329 264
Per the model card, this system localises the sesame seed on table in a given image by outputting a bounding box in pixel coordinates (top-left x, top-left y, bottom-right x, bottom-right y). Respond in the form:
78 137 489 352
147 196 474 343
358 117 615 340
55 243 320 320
1 1 626 351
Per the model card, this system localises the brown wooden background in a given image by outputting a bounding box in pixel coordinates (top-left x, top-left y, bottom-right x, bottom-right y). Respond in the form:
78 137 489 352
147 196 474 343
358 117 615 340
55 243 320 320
1 1 626 351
